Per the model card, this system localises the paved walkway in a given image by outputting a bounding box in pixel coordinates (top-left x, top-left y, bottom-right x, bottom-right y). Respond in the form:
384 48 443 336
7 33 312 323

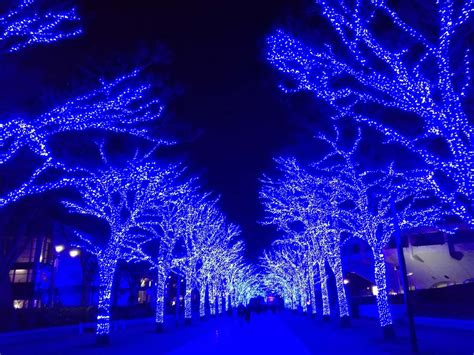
1 311 473 354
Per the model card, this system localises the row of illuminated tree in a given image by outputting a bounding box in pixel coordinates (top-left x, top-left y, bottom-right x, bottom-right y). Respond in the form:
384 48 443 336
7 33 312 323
261 0 472 336
66 153 262 342
259 128 442 331
0 0 262 344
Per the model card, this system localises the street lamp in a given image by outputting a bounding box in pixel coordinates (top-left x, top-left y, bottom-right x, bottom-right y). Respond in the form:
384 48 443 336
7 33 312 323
50 245 81 307
69 249 80 258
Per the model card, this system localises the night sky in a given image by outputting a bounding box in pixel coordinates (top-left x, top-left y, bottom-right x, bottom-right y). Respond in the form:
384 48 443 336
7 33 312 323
0 0 418 259
0 0 331 259
73 0 309 258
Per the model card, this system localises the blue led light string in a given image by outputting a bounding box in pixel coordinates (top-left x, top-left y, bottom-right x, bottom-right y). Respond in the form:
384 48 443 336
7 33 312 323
0 70 170 210
0 0 82 53
311 127 442 327
317 261 331 317
208 282 216 315
260 158 350 319
266 0 474 226
65 157 183 342
199 282 206 318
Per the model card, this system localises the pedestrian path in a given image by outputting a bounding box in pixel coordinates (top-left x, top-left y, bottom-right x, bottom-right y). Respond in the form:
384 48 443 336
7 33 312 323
169 312 311 354
1 311 473 354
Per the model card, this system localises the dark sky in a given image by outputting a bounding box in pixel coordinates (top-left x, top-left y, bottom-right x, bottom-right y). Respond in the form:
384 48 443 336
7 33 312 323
73 0 308 259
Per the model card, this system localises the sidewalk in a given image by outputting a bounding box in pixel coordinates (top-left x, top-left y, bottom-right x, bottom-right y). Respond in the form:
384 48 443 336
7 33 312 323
0 311 473 354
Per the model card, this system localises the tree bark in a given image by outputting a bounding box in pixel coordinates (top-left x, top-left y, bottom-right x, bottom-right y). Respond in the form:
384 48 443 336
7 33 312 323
95 249 117 344
184 271 192 322
291 289 298 311
308 266 317 315
318 261 331 317
199 283 206 318
373 249 393 327
208 284 216 316
300 290 308 314
155 266 166 331
217 291 223 315
328 254 350 318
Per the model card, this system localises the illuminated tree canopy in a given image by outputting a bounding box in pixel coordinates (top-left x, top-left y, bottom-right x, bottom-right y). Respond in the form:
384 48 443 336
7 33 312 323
124 180 197 328
313 126 442 328
266 0 474 225
0 70 169 208
261 242 313 313
0 0 82 53
260 157 350 319
0 1 171 210
64 155 183 341
260 125 443 326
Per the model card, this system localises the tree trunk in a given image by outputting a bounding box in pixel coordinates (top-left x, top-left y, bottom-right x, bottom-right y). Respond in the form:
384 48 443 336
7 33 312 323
226 294 230 311
96 252 117 345
309 266 317 315
217 291 223 315
328 254 350 318
300 290 308 314
199 283 206 318
155 266 166 331
184 272 192 323
208 284 216 316
291 289 298 311
373 250 393 328
318 261 331 318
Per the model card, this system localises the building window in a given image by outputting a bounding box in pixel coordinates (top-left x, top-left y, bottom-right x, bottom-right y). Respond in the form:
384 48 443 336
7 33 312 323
9 269 32 283
39 238 53 264
140 278 153 288
16 239 36 263
138 290 150 304
13 300 28 309
13 299 41 309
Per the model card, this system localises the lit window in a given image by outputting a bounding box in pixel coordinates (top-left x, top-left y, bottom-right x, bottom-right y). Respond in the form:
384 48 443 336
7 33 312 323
17 239 36 263
69 249 80 258
9 269 32 283
13 300 28 309
138 290 150 304
40 238 53 263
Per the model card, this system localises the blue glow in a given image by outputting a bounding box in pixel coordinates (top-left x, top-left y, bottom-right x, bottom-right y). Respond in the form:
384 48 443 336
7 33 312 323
261 125 441 326
260 158 350 319
65 158 185 338
0 0 82 53
266 0 474 227
0 70 169 210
